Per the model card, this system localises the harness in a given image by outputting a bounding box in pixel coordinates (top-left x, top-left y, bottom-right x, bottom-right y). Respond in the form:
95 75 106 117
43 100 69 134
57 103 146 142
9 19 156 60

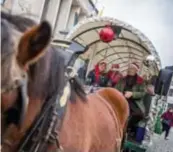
17 67 75 152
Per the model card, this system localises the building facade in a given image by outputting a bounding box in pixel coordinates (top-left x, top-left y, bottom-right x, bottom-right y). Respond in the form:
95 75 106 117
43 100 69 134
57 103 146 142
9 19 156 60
1 0 98 39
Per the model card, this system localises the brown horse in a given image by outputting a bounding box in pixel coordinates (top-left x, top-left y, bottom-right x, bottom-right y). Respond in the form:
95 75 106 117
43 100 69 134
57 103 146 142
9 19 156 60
1 12 129 152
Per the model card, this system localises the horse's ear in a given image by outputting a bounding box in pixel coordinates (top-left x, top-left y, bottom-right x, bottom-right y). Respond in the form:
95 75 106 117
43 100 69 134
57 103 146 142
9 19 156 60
17 21 52 67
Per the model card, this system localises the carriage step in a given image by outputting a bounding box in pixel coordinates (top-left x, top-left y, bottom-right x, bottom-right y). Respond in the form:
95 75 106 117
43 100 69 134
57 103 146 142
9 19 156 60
123 141 146 152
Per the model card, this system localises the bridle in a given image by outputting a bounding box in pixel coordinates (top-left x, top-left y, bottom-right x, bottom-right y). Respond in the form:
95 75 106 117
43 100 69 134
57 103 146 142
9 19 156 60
1 69 70 152
1 62 68 152
1 39 87 152
1 49 28 94
1 71 29 150
1 68 29 124
1 72 27 94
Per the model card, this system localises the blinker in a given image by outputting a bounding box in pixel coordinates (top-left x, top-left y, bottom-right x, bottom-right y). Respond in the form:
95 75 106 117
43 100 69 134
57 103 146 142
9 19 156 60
17 76 29 128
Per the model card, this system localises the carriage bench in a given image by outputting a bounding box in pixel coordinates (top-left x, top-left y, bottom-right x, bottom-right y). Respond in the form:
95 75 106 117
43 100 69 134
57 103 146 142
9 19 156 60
124 140 146 152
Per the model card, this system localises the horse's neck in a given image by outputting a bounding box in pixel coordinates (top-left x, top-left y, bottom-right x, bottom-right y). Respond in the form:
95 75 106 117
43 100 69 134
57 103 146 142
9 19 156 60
60 98 86 130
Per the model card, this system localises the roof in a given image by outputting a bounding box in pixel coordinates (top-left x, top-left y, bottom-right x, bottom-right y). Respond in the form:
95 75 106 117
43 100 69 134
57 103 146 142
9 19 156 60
66 16 161 76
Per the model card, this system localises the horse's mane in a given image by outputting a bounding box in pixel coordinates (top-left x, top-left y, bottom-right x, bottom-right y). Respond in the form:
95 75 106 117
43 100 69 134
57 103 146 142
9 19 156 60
1 11 86 102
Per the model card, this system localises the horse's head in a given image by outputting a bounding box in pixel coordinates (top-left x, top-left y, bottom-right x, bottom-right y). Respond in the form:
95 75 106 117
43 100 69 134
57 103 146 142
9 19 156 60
1 13 52 128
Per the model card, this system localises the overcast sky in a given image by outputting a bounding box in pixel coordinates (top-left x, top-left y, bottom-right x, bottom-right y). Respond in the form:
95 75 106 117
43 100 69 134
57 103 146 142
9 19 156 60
98 0 173 67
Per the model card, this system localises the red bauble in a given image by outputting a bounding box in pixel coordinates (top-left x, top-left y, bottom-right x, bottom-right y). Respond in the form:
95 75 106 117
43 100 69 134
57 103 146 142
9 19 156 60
99 25 115 43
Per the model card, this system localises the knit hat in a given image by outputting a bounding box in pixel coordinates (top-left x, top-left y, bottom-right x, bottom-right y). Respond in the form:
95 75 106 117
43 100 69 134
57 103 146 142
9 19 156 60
99 62 107 66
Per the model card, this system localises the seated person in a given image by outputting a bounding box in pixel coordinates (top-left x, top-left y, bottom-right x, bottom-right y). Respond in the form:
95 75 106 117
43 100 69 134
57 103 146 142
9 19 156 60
115 63 145 137
86 62 108 87
107 64 122 87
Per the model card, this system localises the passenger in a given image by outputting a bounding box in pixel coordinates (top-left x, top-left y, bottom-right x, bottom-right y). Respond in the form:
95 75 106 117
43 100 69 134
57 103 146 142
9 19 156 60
107 64 122 87
86 62 108 87
161 108 173 140
115 62 145 137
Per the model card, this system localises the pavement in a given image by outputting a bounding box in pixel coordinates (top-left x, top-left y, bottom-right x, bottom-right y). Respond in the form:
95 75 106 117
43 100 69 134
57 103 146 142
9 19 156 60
146 128 173 152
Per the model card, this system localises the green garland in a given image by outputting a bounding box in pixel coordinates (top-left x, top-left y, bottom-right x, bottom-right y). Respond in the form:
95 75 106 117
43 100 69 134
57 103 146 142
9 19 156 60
154 107 164 135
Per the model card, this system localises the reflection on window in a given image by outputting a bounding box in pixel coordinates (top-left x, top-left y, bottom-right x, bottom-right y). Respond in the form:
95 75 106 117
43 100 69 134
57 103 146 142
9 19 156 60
168 89 173 96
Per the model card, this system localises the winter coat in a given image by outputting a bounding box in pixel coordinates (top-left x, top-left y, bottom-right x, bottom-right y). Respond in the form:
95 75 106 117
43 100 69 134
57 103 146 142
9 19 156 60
161 111 173 127
115 75 146 115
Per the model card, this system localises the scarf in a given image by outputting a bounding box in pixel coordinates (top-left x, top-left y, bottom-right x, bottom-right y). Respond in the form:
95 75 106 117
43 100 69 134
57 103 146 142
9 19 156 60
94 64 100 83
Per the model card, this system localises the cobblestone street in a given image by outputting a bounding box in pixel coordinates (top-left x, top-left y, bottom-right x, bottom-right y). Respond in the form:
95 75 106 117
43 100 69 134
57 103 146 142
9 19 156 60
147 128 173 152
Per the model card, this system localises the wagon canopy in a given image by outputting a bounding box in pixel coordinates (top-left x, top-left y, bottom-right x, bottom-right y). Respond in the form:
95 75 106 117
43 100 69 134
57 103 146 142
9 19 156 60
66 16 161 76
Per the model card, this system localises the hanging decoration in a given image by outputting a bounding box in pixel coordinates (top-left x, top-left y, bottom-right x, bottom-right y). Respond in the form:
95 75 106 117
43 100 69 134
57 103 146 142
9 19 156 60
99 25 115 43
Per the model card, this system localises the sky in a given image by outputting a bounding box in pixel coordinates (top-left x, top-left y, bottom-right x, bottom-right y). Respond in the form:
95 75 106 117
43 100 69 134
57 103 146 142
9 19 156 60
97 0 173 67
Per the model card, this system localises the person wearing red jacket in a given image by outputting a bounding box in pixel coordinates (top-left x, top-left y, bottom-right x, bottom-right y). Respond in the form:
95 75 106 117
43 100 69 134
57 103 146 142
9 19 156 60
86 62 108 87
161 107 173 140
107 64 122 87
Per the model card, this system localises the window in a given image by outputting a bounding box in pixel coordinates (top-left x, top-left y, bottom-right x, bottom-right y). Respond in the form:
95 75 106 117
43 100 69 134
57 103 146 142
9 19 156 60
74 12 78 26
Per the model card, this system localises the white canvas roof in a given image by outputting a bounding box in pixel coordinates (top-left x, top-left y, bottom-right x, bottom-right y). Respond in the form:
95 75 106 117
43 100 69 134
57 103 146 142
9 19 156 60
66 16 161 76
